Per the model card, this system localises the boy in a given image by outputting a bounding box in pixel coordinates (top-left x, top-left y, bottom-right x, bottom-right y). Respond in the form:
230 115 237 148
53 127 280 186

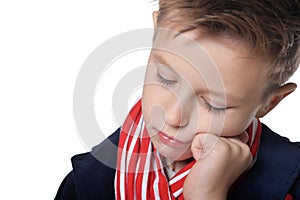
56 0 300 199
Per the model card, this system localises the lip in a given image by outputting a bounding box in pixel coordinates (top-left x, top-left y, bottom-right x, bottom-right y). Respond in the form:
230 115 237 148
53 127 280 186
157 131 188 147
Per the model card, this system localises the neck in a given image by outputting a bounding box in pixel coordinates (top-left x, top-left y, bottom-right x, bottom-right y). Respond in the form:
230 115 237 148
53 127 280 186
165 157 194 173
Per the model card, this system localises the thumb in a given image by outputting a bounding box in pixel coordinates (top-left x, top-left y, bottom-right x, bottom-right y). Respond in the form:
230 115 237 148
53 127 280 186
191 133 219 161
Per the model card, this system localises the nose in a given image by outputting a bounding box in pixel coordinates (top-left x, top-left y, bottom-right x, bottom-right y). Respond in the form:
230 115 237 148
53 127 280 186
164 95 190 127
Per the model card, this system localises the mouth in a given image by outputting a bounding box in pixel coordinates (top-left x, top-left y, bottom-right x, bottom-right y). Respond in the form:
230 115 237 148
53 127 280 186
157 130 189 147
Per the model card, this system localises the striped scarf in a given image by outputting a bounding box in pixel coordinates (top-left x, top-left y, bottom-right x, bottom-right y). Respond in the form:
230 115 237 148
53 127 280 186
114 100 262 200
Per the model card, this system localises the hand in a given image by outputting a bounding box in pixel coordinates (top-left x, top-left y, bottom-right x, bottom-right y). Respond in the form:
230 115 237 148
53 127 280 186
183 132 252 200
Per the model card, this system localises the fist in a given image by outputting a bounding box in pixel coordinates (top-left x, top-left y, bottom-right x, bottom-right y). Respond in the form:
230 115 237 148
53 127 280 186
183 133 253 200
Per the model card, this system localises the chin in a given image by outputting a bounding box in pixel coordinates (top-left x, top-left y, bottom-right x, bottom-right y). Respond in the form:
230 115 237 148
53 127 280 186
156 146 193 161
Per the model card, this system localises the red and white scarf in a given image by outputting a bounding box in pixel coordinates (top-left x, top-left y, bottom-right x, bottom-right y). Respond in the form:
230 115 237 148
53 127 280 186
114 100 262 200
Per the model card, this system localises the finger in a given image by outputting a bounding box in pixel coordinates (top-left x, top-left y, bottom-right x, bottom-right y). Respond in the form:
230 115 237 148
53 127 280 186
226 136 249 148
191 133 220 161
225 131 248 145
237 131 249 144
226 137 253 163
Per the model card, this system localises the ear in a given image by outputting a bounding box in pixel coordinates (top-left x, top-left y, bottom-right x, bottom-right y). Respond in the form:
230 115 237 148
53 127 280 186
255 82 297 118
152 11 159 27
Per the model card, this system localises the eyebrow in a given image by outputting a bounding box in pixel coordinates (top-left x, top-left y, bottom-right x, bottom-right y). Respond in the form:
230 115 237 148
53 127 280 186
152 53 173 68
151 53 242 103
152 53 179 75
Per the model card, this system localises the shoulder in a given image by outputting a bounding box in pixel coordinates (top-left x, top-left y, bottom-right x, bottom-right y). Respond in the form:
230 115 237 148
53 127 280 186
71 127 120 172
55 128 121 200
260 124 300 198
260 123 300 150
259 123 300 177
229 123 300 199
258 123 300 167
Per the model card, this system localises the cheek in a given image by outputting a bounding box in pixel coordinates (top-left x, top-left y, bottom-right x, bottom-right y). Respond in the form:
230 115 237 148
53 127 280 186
219 109 258 137
193 104 259 137
142 85 168 126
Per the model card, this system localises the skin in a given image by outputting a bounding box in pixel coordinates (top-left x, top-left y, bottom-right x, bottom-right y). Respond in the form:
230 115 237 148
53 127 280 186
141 11 297 199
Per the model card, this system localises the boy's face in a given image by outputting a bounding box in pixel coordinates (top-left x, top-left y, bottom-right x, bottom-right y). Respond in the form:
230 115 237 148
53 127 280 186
142 27 271 161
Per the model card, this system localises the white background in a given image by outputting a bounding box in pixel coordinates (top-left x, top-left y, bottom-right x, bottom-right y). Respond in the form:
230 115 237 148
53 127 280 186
0 1 299 199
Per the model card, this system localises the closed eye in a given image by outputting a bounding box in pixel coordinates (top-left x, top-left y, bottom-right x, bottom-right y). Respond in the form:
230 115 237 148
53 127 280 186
201 97 227 114
155 71 177 86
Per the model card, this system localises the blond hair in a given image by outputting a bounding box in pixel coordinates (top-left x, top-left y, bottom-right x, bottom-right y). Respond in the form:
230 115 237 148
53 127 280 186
155 0 300 91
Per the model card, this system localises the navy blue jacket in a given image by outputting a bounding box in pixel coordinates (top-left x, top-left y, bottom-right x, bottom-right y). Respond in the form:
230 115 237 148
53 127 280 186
55 124 300 199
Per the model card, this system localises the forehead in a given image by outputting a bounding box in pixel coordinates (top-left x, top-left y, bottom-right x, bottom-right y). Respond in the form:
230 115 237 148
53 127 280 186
151 28 270 103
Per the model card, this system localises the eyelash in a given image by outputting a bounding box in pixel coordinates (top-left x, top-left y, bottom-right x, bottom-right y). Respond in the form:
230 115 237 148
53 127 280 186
155 71 177 86
202 98 226 115
155 70 226 115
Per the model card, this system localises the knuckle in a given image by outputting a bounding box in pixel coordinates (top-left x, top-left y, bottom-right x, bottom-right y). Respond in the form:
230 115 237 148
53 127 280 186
218 141 231 153
240 142 250 151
